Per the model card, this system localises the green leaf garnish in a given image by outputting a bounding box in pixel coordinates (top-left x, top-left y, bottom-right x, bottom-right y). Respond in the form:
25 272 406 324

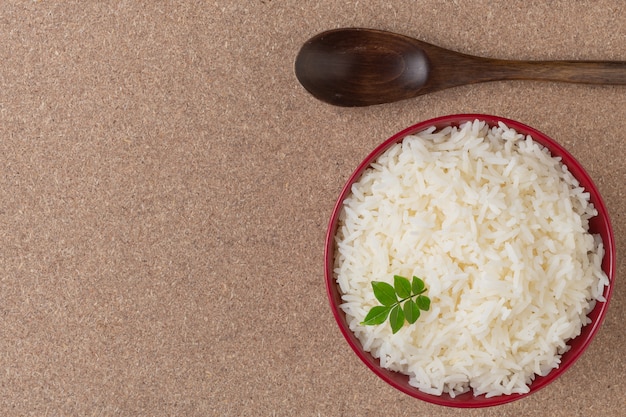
404 299 420 324
389 305 405 334
361 275 430 334
416 294 431 311
362 305 391 325
412 276 425 294
394 275 412 299
372 281 397 306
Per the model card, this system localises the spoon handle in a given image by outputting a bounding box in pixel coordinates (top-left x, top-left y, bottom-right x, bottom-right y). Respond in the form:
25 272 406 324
478 59 626 85
424 49 626 94
415 38 626 96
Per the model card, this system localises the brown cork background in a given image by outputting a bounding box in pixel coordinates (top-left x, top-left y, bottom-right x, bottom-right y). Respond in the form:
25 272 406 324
0 1 624 416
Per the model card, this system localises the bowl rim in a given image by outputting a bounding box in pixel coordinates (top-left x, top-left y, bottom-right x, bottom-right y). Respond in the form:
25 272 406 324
324 113 616 408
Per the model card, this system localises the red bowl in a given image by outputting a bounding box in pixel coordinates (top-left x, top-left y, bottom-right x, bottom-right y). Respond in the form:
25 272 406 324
324 114 615 408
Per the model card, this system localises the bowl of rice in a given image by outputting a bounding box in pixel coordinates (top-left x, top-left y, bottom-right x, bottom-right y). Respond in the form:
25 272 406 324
325 114 615 407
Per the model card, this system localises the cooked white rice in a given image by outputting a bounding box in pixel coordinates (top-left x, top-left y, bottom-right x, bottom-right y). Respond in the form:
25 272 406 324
334 119 609 398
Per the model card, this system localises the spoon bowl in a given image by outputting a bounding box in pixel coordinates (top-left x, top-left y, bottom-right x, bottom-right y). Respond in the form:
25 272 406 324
295 28 626 106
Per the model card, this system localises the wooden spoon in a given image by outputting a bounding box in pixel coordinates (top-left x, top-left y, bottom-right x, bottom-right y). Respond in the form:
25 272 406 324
295 28 626 107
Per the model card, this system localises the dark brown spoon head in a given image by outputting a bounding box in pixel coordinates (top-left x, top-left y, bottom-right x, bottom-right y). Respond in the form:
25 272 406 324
295 28 432 107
